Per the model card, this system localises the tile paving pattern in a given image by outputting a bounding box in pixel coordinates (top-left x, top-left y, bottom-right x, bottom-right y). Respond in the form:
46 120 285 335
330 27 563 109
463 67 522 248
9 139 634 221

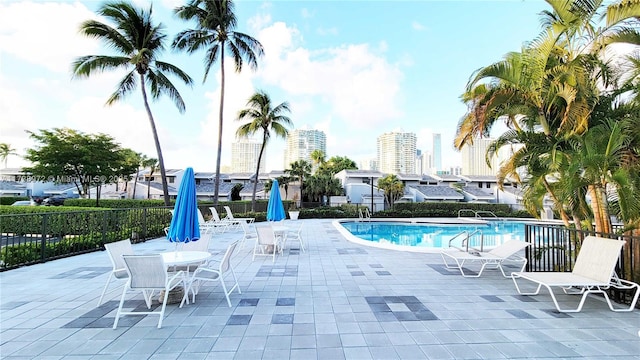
1 219 639 359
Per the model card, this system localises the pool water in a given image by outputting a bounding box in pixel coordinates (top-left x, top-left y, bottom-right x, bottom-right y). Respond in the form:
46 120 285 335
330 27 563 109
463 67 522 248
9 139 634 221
339 221 526 249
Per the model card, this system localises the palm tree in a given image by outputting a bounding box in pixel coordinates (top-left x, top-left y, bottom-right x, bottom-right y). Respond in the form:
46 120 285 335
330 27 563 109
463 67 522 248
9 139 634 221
377 174 404 209
0 143 17 168
131 152 148 199
143 157 159 199
236 91 292 212
72 1 192 206
173 0 264 205
310 149 325 173
286 160 312 208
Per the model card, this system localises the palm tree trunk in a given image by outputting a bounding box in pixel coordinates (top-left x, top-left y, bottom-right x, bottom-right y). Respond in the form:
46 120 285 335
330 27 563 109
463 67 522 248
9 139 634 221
588 184 612 234
542 178 571 227
251 136 267 212
132 166 139 199
213 47 226 206
139 74 170 206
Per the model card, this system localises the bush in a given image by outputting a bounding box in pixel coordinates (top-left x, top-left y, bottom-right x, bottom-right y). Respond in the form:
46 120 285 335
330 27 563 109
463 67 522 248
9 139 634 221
0 196 30 205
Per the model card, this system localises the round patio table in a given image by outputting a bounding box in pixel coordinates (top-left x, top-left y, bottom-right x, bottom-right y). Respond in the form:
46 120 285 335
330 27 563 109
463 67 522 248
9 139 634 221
160 251 211 306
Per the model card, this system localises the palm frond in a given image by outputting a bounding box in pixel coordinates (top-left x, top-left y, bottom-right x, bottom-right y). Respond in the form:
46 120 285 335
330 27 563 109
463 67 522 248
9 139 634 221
106 70 137 105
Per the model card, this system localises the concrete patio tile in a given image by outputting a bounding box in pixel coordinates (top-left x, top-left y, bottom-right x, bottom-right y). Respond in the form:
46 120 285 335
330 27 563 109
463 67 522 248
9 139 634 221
1 219 638 360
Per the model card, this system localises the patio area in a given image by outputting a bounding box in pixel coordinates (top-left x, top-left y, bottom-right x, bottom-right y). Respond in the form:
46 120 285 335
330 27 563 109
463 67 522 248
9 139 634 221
1 219 638 359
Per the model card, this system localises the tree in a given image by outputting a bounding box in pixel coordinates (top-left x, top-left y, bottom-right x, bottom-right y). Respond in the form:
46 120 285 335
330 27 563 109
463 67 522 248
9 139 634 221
310 149 325 173
236 91 292 211
173 0 264 205
0 143 17 168
455 0 640 233
377 174 404 209
305 173 344 205
142 157 159 199
23 128 135 206
286 160 312 208
72 1 193 206
317 155 358 176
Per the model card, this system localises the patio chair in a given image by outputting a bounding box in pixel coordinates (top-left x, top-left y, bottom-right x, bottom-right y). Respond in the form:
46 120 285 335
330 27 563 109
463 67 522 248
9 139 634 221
441 239 531 278
187 240 241 307
238 219 259 250
224 205 255 224
511 236 640 312
97 239 133 307
197 208 229 234
113 254 186 329
254 226 283 263
171 232 213 272
286 222 305 252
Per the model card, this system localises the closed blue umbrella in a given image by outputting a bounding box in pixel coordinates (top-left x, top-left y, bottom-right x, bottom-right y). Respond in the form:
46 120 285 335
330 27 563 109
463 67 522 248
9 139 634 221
266 179 286 221
167 167 200 245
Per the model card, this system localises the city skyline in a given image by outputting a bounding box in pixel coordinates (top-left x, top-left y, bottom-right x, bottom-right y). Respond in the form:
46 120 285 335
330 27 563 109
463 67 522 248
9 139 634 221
1 1 546 172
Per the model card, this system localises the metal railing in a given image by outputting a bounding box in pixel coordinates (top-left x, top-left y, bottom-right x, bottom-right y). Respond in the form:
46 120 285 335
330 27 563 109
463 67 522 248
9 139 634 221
448 230 483 252
0 207 172 271
457 209 498 219
524 223 639 307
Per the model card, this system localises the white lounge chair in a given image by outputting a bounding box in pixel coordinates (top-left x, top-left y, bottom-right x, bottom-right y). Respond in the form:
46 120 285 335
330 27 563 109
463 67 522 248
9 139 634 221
224 205 255 224
188 240 241 307
113 254 186 329
97 239 133 307
511 236 639 312
441 239 531 277
209 207 240 231
197 208 229 233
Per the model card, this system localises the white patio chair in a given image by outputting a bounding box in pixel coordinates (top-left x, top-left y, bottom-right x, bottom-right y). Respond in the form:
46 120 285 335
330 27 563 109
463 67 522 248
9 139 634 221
224 205 255 224
238 219 259 250
113 254 186 329
286 222 305 252
512 236 640 312
187 240 241 307
210 207 242 231
97 239 133 307
171 233 213 272
441 239 531 277
254 226 283 263
197 208 229 234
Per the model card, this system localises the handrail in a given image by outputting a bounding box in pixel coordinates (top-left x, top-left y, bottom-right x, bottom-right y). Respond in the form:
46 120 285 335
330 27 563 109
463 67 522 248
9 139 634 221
458 209 498 219
448 229 483 252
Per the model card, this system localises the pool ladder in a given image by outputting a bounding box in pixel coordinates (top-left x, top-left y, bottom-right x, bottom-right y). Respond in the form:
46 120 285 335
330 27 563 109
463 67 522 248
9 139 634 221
458 209 498 220
448 229 484 253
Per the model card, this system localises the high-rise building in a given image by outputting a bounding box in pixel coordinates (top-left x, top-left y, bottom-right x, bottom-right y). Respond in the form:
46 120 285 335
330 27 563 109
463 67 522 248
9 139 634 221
376 131 417 175
284 129 327 169
416 149 433 175
461 138 498 176
231 140 266 173
432 133 442 172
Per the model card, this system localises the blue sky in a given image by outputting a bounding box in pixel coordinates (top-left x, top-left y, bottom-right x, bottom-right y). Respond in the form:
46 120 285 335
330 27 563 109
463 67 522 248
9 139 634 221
0 0 547 173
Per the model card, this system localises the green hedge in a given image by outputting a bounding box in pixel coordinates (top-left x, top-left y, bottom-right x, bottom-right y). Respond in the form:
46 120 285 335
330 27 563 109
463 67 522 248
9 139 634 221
378 202 530 218
64 198 172 208
0 196 30 205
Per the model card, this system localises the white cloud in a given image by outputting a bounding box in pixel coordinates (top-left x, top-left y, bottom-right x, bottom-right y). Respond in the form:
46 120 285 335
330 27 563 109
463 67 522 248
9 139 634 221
0 1 99 73
412 21 426 31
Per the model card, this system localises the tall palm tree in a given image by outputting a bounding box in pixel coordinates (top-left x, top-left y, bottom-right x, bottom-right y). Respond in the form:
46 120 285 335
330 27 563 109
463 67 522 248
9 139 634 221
286 160 312 208
143 157 159 199
72 1 192 206
173 0 264 205
131 152 147 199
310 149 325 173
236 91 292 211
0 143 17 168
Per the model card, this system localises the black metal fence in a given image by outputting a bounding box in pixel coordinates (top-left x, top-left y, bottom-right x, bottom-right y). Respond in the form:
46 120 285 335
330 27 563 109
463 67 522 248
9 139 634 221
524 223 639 307
0 207 172 271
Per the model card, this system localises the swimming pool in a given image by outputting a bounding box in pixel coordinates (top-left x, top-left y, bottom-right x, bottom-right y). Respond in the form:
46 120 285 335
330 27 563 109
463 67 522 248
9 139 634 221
335 220 528 252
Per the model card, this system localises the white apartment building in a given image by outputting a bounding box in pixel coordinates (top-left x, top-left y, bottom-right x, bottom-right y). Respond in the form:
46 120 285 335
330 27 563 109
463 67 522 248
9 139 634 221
231 140 266 173
376 131 417 175
283 129 326 169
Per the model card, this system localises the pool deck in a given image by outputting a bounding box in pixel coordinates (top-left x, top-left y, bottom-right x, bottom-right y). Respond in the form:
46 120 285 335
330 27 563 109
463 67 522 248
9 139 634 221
1 218 638 359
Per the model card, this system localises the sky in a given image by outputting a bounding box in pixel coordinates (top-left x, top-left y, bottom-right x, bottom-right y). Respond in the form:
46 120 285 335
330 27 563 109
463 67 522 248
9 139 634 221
0 0 548 173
